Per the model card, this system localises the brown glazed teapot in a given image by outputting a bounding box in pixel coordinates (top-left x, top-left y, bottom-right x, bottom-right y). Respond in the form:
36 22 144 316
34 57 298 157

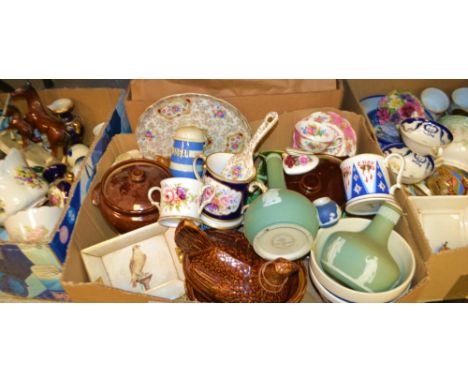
92 157 171 233
175 219 307 303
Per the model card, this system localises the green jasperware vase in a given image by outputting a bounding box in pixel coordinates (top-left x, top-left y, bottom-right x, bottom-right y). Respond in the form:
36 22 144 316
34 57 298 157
320 202 402 293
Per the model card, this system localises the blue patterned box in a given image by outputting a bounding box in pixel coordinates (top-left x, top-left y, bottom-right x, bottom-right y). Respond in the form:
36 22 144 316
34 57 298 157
0 88 131 301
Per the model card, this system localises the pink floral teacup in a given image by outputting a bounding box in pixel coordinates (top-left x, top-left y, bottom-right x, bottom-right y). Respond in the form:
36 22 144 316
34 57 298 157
147 178 214 228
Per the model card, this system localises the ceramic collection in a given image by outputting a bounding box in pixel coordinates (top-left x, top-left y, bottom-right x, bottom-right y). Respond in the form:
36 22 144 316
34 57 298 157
80 88 452 304
0 82 91 245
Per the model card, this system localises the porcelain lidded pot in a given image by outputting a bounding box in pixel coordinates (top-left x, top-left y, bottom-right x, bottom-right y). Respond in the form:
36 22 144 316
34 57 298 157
170 126 206 179
0 148 48 225
92 157 171 233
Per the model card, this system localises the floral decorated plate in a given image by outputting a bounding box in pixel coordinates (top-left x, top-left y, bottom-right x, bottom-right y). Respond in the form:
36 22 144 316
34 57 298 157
136 93 252 158
360 93 433 149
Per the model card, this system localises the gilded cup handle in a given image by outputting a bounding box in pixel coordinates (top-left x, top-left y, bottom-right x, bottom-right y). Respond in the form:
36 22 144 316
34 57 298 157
198 185 215 214
248 180 268 194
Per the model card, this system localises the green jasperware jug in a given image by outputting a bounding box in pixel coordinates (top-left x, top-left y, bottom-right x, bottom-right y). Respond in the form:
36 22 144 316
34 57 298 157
320 202 402 293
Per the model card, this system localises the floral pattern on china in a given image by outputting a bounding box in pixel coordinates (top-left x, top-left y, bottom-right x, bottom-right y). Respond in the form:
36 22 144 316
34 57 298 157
162 184 198 212
137 94 252 158
377 90 426 126
15 167 46 188
293 111 357 157
203 178 242 216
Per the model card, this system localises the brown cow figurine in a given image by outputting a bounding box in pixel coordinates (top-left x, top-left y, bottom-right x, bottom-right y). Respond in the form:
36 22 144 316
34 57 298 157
11 81 70 161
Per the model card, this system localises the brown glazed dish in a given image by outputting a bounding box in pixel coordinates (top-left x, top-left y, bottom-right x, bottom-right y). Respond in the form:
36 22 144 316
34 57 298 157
92 157 171 233
175 219 307 303
285 154 346 207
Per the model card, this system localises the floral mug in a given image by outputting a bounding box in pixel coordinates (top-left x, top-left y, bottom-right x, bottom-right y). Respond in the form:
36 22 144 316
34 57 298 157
147 177 214 228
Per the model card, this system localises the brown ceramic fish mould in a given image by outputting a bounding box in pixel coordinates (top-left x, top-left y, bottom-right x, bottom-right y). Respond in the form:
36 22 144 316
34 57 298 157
175 219 307 303
92 157 171 233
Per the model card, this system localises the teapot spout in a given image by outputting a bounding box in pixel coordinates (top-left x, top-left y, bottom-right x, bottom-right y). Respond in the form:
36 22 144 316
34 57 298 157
259 258 299 293
174 219 214 259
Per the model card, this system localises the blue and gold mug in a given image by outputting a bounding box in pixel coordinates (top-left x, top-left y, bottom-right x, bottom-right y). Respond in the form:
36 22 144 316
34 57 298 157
170 126 206 179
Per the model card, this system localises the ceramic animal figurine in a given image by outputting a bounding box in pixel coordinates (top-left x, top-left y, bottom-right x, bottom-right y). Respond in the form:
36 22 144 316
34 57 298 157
320 202 402 293
2 104 34 149
175 219 306 303
129 244 152 290
221 112 279 181
11 82 71 162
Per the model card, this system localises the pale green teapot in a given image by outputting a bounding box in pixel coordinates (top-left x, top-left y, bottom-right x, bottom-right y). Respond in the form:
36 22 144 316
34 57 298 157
320 202 402 293
243 152 320 261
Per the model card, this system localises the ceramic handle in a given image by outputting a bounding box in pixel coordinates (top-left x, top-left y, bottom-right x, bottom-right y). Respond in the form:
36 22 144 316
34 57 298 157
384 153 405 194
147 186 162 211
413 182 433 196
91 182 102 207
192 153 206 182
248 180 268 194
248 112 279 154
198 185 215 214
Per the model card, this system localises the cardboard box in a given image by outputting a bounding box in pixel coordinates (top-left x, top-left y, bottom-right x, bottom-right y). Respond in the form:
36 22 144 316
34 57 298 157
124 79 343 131
62 106 429 303
0 88 131 301
345 79 468 302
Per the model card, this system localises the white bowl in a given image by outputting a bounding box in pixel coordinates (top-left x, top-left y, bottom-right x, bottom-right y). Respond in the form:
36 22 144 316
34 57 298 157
382 143 435 184
421 88 450 115
400 118 453 156
452 88 468 112
308 263 349 303
4 206 63 242
309 218 416 303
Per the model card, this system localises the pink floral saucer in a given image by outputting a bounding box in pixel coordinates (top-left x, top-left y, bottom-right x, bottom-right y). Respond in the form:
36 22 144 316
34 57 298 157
293 111 357 157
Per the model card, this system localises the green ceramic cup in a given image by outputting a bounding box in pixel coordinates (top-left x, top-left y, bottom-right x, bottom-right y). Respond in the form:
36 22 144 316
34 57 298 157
243 153 320 261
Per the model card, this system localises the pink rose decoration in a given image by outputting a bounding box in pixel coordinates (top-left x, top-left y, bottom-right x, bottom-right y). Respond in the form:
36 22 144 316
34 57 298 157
299 155 309 165
163 189 175 203
203 187 214 200
220 196 230 206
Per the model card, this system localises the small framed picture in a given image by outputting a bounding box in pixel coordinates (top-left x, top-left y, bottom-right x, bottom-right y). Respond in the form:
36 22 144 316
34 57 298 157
81 223 185 300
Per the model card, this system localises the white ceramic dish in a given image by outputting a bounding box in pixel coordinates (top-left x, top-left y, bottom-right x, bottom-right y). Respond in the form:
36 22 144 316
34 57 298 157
4 206 63 242
136 93 252 158
309 218 416 303
438 115 468 172
81 223 185 300
409 196 468 252
308 261 410 303
451 88 468 112
420 88 450 118
383 143 435 184
400 118 453 156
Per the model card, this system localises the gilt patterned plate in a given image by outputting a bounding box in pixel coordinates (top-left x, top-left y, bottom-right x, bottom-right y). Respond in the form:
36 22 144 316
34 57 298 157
136 93 252 158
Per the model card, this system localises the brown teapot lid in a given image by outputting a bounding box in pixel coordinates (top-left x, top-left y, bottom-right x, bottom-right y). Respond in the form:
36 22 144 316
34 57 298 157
101 158 170 214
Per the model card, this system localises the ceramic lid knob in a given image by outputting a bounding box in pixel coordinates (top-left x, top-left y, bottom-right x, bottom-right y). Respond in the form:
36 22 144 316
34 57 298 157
174 126 205 142
130 168 146 183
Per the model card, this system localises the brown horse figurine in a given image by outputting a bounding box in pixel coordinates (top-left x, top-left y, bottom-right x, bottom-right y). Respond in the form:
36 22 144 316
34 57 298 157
3 104 34 149
11 81 70 161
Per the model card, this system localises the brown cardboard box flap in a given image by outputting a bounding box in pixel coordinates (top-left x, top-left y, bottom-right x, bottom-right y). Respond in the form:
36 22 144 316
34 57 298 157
130 79 337 101
125 80 344 131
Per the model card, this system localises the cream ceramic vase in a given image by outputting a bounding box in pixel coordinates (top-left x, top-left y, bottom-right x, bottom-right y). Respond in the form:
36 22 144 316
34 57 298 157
320 202 402 293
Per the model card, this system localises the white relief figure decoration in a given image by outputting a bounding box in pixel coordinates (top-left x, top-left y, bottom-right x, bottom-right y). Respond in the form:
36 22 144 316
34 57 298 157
262 189 282 207
355 256 378 288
